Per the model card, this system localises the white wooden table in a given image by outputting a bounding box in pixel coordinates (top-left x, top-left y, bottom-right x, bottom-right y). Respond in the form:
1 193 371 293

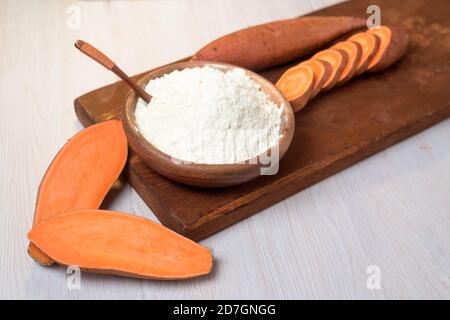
1 0 449 300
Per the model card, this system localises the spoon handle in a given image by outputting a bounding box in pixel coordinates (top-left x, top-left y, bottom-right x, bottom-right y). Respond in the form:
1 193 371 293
75 40 152 104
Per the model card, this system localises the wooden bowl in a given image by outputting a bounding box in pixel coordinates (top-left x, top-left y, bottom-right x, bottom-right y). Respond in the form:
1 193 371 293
123 61 295 187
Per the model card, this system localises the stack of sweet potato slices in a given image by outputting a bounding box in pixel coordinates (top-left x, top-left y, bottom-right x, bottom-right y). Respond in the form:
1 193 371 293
276 26 409 111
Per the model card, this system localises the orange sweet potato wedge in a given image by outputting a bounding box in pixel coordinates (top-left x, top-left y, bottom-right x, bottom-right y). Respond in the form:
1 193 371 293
367 25 409 73
193 16 366 71
28 210 213 280
28 120 128 266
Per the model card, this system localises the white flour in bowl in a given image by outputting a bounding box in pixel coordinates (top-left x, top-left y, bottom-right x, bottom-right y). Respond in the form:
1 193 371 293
134 66 282 164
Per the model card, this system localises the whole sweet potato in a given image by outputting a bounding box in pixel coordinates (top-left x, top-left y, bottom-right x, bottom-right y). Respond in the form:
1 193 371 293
193 16 366 71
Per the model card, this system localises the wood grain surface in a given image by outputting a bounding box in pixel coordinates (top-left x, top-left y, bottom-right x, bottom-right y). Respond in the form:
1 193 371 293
1 0 449 299
75 0 450 241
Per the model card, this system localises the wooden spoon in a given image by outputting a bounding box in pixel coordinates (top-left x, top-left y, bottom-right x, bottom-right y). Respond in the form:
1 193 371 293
75 40 152 104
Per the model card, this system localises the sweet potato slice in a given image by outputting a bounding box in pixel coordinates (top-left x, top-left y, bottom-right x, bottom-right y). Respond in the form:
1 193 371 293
297 59 332 98
312 49 348 91
347 32 380 75
367 26 409 73
331 41 362 84
28 120 128 266
28 210 213 280
193 16 366 71
275 64 314 112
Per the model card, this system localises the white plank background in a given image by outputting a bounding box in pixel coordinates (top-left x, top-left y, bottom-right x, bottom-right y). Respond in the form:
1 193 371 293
0 0 449 300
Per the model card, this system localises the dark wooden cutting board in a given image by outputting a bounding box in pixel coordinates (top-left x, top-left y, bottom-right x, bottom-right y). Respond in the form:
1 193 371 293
74 0 450 240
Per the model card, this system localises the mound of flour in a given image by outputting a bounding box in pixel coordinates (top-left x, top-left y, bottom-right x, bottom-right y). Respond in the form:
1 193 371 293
135 66 282 164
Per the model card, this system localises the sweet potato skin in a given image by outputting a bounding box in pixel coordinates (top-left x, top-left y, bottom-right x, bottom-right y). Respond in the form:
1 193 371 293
193 16 366 71
368 26 409 73
28 244 54 266
28 210 213 280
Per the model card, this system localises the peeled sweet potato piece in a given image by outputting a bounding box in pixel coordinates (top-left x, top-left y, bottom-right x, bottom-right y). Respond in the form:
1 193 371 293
275 64 314 112
312 49 348 91
28 210 213 280
28 120 128 266
331 41 362 84
347 32 381 75
367 26 409 73
193 16 366 71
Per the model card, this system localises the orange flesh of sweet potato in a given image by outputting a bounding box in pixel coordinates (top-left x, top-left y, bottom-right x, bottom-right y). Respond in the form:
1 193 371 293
331 41 362 84
28 210 213 280
298 59 332 98
193 16 366 71
28 120 128 265
348 32 381 75
275 65 314 112
312 49 348 91
274 25 408 112
367 26 409 72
